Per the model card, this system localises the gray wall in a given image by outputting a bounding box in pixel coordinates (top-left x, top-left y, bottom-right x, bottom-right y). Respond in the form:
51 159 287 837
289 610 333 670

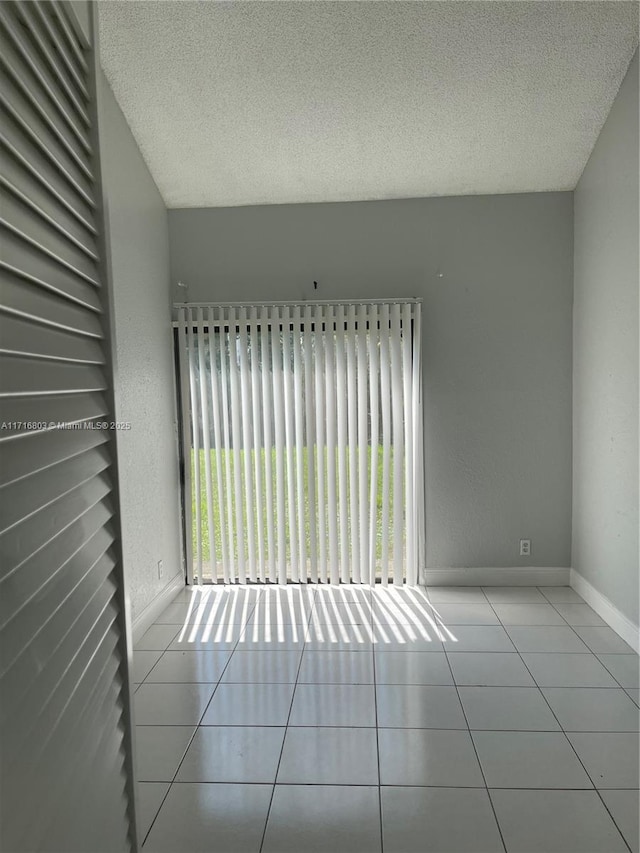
573 51 639 625
169 192 574 570
100 73 183 621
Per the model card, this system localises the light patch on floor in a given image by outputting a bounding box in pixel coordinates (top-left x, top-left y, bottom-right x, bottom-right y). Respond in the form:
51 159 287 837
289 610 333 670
134 583 639 853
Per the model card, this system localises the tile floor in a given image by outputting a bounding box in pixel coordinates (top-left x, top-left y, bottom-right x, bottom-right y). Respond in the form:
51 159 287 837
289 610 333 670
133 584 639 853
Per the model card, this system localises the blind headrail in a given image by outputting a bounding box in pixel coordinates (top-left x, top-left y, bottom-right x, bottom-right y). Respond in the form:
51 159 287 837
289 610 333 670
173 298 422 310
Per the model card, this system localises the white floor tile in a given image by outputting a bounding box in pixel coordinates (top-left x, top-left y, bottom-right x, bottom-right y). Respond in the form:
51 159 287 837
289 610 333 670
538 586 584 603
135 625 180 652
542 687 640 732
143 783 272 853
134 683 215 726
145 650 232 683
372 606 435 629
472 731 592 788
277 727 378 784
374 651 453 685
168 621 244 650
188 594 259 628
222 650 302 683
372 625 445 651
567 733 640 788
153 602 197 624
598 654 640 688
552 603 606 626
506 626 590 653
372 589 434 626
288 683 376 727
236 622 307 650
310 601 372 625
381 787 503 853
600 790 640 853
298 649 374 683
522 653 618 687
448 652 535 687
441 625 516 652
262 785 381 853
248 597 314 625
315 585 371 605
483 587 547 604
167 587 218 602
134 585 636 853
376 685 467 729
379 728 484 786
458 686 560 730
200 682 295 726
137 782 169 841
135 726 195 781
490 789 629 853
428 602 500 626
426 587 488 604
573 626 636 655
176 726 285 783
492 603 566 626
156 597 255 626
134 651 163 683
305 620 374 651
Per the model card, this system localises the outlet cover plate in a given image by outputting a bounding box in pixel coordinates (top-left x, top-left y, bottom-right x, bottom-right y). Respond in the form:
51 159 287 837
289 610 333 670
519 539 531 557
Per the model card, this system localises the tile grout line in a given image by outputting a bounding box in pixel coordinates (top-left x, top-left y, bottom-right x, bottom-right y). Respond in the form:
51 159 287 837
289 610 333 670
137 585 638 850
138 587 263 848
257 587 317 853
543 597 637 692
371 601 385 853
484 589 634 853
441 629 508 853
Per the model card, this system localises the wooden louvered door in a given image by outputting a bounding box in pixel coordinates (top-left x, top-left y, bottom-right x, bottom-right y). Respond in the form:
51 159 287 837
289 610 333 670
0 3 137 851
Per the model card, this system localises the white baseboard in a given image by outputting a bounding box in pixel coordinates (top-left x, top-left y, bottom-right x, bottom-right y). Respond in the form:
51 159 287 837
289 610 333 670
422 567 570 587
570 569 639 654
132 572 185 645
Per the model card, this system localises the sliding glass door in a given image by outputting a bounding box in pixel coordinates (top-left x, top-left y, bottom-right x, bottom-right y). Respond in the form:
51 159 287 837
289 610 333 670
176 300 423 586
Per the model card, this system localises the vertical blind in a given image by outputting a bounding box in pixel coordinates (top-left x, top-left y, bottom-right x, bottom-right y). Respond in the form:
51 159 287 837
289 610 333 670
177 300 424 586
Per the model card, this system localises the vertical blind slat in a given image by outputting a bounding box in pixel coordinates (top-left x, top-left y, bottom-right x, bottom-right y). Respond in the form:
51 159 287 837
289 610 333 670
324 304 339 585
237 308 256 582
197 307 216 583
391 304 404 587
207 308 228 583
335 305 349 584
412 303 424 584
282 306 299 583
379 303 392 587
188 309 202 578
218 308 235 582
249 307 265 582
177 309 193 584
292 306 307 583
356 303 369 585
271 306 287 585
346 304 359 582
368 303 380 585
227 306 245 583
260 306 276 584
314 306 327 584
402 302 414 587
303 305 318 583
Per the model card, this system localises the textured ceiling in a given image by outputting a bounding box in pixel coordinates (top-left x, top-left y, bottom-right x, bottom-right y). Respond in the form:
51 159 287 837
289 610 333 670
98 1 639 208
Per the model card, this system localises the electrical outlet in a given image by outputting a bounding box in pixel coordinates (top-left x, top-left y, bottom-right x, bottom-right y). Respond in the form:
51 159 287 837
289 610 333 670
519 539 531 557
157 559 164 579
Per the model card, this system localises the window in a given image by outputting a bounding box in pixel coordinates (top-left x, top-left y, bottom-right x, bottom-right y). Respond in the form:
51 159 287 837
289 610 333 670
177 300 423 585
